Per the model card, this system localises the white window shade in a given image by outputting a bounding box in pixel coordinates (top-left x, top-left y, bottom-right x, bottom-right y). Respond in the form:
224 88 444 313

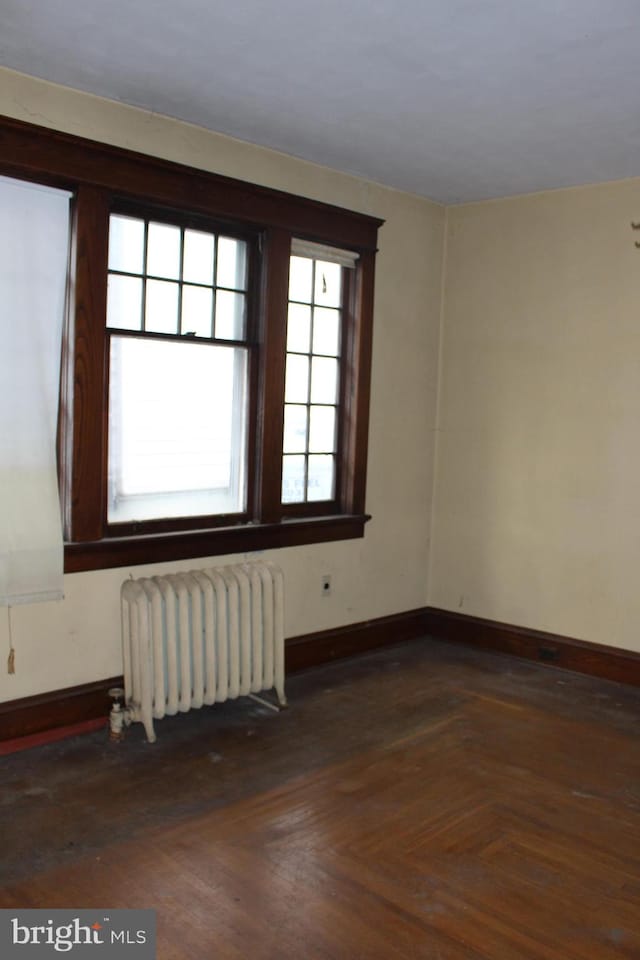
290 238 359 268
0 176 71 605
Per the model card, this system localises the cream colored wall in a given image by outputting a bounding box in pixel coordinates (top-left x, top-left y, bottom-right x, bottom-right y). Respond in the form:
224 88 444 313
430 180 640 651
0 69 445 701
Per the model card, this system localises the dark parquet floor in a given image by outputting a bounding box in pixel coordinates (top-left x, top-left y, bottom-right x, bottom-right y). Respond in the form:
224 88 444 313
1 636 639 958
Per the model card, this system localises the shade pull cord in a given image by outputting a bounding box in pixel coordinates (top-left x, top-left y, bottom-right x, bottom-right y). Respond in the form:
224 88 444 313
7 606 15 675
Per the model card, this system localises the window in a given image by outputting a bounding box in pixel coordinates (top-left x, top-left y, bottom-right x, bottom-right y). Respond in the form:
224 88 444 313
105 210 251 526
0 116 382 572
283 245 355 507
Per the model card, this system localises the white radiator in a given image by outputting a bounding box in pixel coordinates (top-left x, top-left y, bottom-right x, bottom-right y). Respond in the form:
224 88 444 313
119 561 286 742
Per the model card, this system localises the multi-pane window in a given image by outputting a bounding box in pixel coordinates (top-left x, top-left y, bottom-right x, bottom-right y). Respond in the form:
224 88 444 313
282 248 348 505
106 210 251 525
0 115 381 569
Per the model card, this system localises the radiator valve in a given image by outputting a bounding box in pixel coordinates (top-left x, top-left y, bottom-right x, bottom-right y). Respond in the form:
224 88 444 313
108 687 127 742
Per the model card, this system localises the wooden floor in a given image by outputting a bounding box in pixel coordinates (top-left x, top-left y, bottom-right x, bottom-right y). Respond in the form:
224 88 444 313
1 637 640 959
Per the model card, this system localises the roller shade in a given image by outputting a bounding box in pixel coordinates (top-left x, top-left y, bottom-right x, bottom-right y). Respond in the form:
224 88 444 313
290 238 359 268
0 176 72 605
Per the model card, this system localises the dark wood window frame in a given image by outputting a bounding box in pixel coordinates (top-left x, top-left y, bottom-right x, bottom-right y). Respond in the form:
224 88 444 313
0 116 382 573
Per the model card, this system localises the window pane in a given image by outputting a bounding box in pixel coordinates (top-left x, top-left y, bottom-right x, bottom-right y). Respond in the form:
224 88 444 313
108 337 247 522
183 229 215 285
217 236 247 290
310 356 339 404
285 354 309 403
289 256 313 303
146 279 179 334
108 215 144 274
314 260 342 307
215 290 245 340
282 455 306 504
309 406 336 453
307 455 335 501
106 274 143 331
147 222 181 280
283 404 308 453
312 307 341 356
182 284 213 338
287 303 311 353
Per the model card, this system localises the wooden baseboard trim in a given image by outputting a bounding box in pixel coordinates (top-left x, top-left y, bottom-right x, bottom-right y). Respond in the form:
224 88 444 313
285 608 430 673
3 605 638 746
423 606 640 687
0 676 122 744
0 609 430 745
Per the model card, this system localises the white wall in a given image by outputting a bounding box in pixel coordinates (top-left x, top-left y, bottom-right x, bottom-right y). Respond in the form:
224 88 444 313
430 180 640 652
0 69 445 701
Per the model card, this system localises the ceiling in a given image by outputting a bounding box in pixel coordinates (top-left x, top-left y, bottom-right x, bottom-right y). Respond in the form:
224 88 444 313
2 0 639 203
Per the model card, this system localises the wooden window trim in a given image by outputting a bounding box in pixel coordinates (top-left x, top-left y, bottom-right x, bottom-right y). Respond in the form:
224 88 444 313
64 514 370 573
0 116 382 573
0 117 381 247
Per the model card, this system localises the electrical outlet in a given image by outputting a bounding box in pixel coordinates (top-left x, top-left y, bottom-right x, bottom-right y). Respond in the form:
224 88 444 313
321 575 332 597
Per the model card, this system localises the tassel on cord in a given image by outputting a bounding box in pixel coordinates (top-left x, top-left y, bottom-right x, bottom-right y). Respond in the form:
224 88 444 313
7 607 15 675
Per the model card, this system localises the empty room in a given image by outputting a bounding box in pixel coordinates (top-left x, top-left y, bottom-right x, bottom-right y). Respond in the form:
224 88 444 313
1 2 639 958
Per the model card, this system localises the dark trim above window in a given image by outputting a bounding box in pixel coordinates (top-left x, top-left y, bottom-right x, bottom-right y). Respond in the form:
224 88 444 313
0 117 382 249
0 115 382 573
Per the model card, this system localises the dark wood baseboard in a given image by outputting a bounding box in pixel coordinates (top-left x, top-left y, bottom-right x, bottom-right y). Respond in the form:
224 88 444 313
0 609 429 745
3 604 639 745
423 606 640 687
0 676 122 744
285 607 430 673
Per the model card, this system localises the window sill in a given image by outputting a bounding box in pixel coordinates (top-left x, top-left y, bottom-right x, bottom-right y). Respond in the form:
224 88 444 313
64 514 371 573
